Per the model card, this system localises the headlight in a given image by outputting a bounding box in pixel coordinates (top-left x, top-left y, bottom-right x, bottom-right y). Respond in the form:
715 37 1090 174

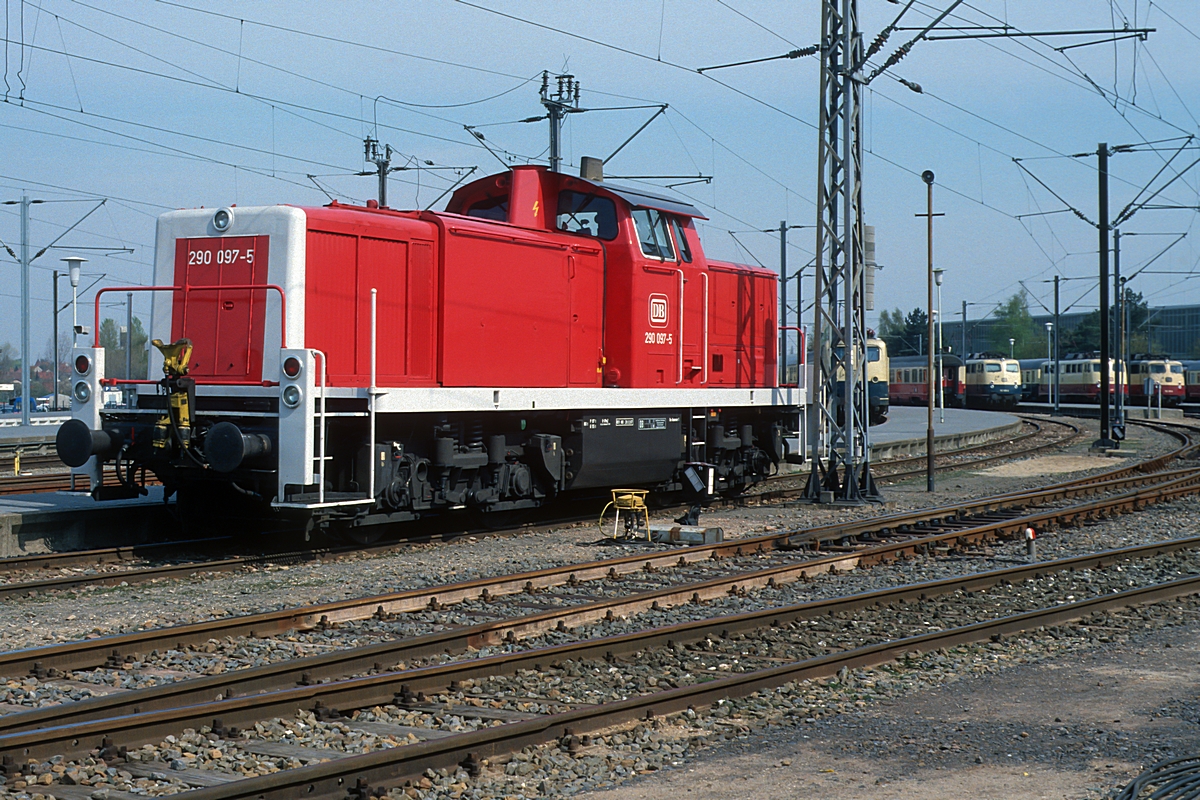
73 382 91 403
74 354 91 375
212 207 234 232
989 382 995 389
282 356 302 379
282 384 302 408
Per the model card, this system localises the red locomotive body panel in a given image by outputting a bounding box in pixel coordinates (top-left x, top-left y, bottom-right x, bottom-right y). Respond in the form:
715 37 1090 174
705 260 777 386
301 207 439 387
431 216 604 387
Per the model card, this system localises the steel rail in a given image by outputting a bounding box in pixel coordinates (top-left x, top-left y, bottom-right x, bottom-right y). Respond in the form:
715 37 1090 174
870 418 1083 482
172 571 1200 800
3 533 1198 769
747 416 1079 495
0 455 1192 682
0 416 1074 587
5 466 1200 742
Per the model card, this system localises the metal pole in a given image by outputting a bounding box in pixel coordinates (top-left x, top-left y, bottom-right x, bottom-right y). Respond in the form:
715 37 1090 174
1053 274 1061 414
52 270 59 412
924 175 935 492
841 33 858 499
1097 143 1113 447
125 293 133 381
937 281 944 423
780 220 787 384
1113 275 1123 422
20 195 30 426
961 300 967 359
378 157 388 208
1114 229 1123 432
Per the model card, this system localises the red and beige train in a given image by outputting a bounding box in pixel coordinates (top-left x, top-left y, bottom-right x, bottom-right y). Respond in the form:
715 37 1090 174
56 164 805 533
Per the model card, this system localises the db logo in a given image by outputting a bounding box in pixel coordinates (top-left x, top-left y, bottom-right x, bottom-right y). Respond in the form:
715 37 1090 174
648 293 669 328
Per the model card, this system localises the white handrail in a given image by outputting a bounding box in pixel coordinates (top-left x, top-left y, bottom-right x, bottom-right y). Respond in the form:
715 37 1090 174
368 288 377 504
701 271 709 385
675 268 685 384
311 349 328 504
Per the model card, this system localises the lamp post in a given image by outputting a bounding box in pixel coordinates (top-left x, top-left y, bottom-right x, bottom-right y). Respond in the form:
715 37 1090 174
919 169 939 493
1009 338 1015 359
62 256 86 346
1045 322 1053 407
933 268 945 423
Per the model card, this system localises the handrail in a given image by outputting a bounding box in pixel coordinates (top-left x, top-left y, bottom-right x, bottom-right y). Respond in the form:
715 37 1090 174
93 284 287 349
367 289 378 505
675 268 685 385
100 378 281 387
701 272 709 385
779 325 805 389
311 349 328 504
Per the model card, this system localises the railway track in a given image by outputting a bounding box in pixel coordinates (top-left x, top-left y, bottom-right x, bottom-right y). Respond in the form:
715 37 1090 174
742 416 1080 495
0 419 1194 797
0 414 1085 596
2 535 1198 796
0 418 1192 705
0 415 1181 608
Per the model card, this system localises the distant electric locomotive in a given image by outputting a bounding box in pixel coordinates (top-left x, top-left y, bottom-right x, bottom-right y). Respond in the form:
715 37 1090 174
57 164 804 534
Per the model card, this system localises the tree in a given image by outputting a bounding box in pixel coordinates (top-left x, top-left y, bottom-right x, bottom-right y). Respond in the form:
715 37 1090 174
989 291 1043 358
877 308 908 355
877 307 929 355
1059 288 1151 356
903 308 929 355
99 316 149 380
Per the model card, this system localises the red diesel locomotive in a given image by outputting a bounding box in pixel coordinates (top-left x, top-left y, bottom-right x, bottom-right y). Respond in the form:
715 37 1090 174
57 165 804 533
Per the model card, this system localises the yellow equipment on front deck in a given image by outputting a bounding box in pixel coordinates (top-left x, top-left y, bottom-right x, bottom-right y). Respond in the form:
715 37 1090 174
150 338 195 451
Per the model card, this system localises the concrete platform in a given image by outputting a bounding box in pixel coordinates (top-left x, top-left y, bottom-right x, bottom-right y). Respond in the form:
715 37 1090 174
1021 401 1184 420
869 406 1022 460
0 412 68 450
0 487 171 557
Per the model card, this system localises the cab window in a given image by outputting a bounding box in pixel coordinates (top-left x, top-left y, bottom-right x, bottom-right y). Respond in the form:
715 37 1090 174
985 363 1001 373
1151 364 1166 374
632 208 676 260
556 191 617 240
1171 364 1184 374
465 195 509 221
1006 363 1018 373
671 218 693 263
867 346 881 362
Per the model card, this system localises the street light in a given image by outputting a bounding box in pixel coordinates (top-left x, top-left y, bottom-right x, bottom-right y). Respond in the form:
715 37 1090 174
1009 337 1015 359
1045 323 1053 407
921 169 937 493
933 268 945 423
61 256 87 346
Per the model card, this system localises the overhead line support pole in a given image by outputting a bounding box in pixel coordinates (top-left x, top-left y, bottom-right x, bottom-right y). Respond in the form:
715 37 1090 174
805 0 879 504
1096 144 1114 449
20 195 30 427
1054 275 1061 415
924 173 935 492
780 220 788 385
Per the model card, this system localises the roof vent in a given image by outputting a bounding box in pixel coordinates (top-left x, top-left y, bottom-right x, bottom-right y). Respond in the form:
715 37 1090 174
580 156 604 182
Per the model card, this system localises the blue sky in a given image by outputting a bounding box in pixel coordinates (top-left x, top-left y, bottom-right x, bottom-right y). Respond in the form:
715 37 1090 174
1 0 1197 358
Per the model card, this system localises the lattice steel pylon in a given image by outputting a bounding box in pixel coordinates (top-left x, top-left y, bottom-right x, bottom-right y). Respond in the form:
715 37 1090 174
805 0 881 503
